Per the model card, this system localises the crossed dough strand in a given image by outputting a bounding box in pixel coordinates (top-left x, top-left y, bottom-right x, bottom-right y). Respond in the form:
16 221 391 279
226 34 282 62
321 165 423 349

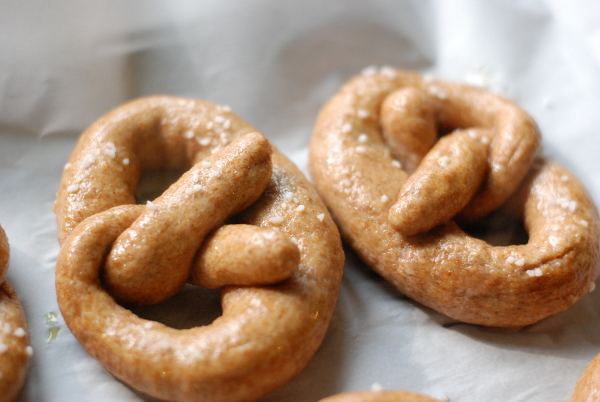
309 68 600 327
54 96 344 402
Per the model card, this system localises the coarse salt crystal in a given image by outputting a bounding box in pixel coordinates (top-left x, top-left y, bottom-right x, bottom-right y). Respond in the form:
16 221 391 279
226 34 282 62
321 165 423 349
185 130 195 139
211 170 221 178
392 160 402 168
534 268 543 276
381 195 389 202
0 343 7 354
361 65 378 76
381 66 397 80
506 256 515 264
13 328 25 337
122 158 130 165
357 109 369 119
185 188 194 195
438 156 451 167
104 142 117 158
371 382 384 392
548 236 558 247
82 155 96 168
342 123 352 133
202 161 213 168
284 191 294 201
25 346 33 356
144 322 153 329
428 85 448 99
193 184 203 192
296 205 305 212
356 146 366 153
146 201 158 211
67 184 79 193
199 138 211 146
342 178 352 187
561 174 569 182
317 213 325 222
223 119 231 129
579 219 589 228
515 258 525 266
214 116 225 123
269 216 284 224
358 134 368 143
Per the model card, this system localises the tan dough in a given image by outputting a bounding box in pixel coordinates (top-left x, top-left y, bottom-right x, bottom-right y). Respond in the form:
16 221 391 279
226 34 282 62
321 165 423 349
54 96 344 402
309 68 600 327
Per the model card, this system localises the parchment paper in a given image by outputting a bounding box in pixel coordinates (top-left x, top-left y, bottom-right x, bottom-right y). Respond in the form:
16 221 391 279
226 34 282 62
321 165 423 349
1 1 600 401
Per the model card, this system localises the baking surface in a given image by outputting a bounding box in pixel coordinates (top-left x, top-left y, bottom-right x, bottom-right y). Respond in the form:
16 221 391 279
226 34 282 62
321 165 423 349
1 1 600 401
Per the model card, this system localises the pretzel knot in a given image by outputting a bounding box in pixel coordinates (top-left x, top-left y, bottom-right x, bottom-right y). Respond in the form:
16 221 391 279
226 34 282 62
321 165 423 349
0 226 30 402
309 68 600 327
54 96 344 402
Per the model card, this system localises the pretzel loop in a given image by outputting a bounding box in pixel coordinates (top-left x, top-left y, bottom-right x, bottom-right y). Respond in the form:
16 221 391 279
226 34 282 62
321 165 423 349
309 69 600 327
55 96 344 401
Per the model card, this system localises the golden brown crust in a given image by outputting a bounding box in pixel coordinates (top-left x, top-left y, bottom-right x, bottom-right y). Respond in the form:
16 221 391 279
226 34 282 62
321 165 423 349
0 227 30 402
319 390 442 402
55 96 344 401
309 68 600 327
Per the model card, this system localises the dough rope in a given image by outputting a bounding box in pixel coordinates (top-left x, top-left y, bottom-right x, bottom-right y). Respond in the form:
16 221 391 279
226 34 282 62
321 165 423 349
0 226 31 402
54 96 344 402
309 68 600 327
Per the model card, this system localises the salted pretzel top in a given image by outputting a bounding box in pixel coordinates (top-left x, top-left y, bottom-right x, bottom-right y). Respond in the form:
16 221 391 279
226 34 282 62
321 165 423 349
54 96 344 402
309 68 600 327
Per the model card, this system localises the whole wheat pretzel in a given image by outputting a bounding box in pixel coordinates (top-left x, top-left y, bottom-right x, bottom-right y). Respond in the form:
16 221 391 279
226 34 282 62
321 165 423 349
309 67 600 327
54 96 344 401
319 390 442 402
0 226 31 402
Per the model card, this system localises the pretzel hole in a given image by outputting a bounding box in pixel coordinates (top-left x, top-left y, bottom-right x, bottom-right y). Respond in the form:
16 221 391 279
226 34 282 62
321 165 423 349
457 209 528 247
135 168 187 204
129 284 222 329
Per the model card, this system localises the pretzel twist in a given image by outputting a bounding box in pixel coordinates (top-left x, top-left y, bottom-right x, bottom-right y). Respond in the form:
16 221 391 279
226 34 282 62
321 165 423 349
0 226 30 402
309 68 600 327
54 96 344 401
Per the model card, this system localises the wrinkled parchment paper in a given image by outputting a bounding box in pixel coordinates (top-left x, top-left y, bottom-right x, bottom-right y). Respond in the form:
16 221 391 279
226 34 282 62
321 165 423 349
1 1 600 401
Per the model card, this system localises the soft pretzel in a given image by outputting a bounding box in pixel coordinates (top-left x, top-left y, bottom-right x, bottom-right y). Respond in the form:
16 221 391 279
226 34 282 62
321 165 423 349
319 390 443 402
54 96 344 402
309 68 600 327
0 226 31 402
